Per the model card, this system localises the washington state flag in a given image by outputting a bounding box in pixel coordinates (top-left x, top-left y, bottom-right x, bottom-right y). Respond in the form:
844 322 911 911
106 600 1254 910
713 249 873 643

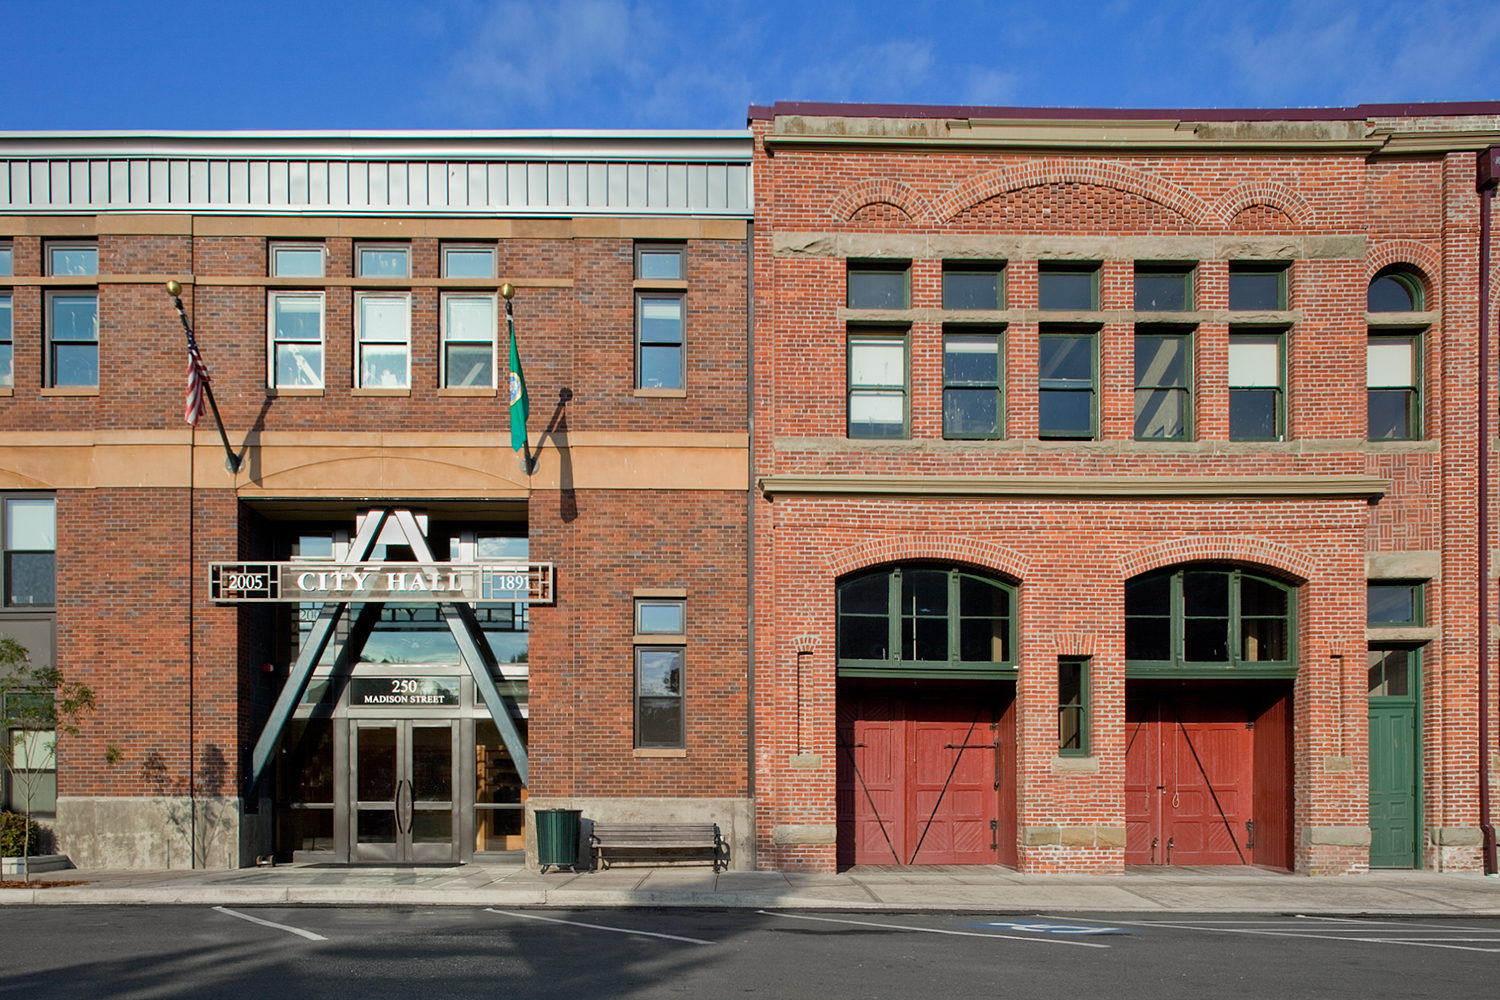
507 305 529 453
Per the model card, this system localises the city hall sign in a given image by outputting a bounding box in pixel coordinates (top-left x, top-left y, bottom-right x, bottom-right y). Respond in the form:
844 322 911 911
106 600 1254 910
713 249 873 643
209 562 554 604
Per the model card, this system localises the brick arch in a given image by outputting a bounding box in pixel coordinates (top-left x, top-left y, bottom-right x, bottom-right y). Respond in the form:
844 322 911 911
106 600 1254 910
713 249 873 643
1367 240 1441 309
828 178 933 224
1214 181 1316 227
825 534 1030 582
1117 535 1315 584
931 158 1215 225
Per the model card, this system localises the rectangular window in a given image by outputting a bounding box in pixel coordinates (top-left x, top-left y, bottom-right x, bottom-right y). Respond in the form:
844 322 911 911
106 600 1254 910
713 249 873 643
47 243 97 277
441 292 497 388
848 332 907 438
1134 329 1191 439
1134 264 1193 311
356 244 410 278
1368 333 1419 440
1058 658 1089 755
847 262 909 310
268 291 325 388
1228 265 1287 311
636 294 685 389
943 329 1002 438
45 290 99 387
636 245 684 281
636 599 686 636
443 245 496 279
270 243 326 278
1038 263 1098 311
1368 582 1422 626
0 292 11 387
943 262 1004 310
636 647 685 748
5 497 56 607
0 242 12 276
1038 330 1096 439
1228 331 1284 440
355 292 411 389
4 724 57 815
1367 647 1413 698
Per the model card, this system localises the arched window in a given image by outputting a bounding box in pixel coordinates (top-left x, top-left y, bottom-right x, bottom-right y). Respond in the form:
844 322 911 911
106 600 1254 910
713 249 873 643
1367 267 1424 312
1125 565 1295 676
837 564 1015 677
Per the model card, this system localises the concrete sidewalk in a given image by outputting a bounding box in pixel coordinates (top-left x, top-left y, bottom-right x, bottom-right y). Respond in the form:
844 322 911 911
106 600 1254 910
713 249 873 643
3 863 1499 913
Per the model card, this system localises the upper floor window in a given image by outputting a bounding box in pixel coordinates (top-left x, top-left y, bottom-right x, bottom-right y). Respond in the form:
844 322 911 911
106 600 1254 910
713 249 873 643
1368 582 1422 626
268 291 325 388
1135 328 1191 439
1368 269 1423 312
4 497 55 608
270 243 325 278
847 262 909 310
1228 330 1284 440
1038 329 1096 439
47 243 97 277
1368 332 1420 440
943 328 1002 439
1228 264 1286 311
943 262 1004 310
637 245 684 281
356 244 410 278
441 292 497 388
443 245 496 278
45 290 99 388
0 242 12 276
837 564 1014 675
847 331 907 438
355 292 411 389
1125 565 1294 672
1134 264 1194 311
0 292 11 388
1038 263 1098 311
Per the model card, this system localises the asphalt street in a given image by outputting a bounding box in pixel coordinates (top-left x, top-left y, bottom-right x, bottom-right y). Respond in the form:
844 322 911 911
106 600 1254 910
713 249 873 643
2 906 1497 999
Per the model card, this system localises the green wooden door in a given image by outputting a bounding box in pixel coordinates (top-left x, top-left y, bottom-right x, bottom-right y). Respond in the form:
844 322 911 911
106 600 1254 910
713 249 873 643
1368 647 1418 868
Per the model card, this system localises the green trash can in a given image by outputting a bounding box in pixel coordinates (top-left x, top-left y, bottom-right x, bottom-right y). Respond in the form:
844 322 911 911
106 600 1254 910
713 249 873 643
534 809 582 872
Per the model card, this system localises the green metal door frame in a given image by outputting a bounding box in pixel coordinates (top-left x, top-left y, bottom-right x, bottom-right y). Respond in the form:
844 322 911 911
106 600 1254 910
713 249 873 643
1368 644 1422 869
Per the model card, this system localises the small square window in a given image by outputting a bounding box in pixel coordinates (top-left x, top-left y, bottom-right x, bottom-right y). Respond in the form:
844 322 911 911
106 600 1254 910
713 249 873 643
1134 329 1191 439
441 293 497 388
443 245 496 279
1038 330 1096 439
636 245 684 281
943 329 1002 439
268 291 325 388
847 262 909 310
943 263 1004 310
637 293 684 389
848 332 908 438
1038 263 1098 311
46 242 97 277
1368 582 1421 626
1134 265 1194 311
45 290 98 388
356 244 410 278
355 292 411 388
1367 647 1413 697
636 647 685 749
0 242 12 276
270 243 326 278
1228 330 1284 440
1229 265 1286 311
636 599 685 635
1368 333 1420 441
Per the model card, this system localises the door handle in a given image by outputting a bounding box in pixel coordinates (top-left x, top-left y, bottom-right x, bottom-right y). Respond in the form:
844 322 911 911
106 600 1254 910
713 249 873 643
396 779 413 834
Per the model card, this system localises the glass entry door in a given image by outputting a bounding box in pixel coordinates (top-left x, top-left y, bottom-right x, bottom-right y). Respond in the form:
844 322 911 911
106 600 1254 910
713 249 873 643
352 721 458 862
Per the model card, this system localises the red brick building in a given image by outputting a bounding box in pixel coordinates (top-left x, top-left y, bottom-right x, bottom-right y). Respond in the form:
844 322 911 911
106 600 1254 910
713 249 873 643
0 131 755 867
748 102 1499 874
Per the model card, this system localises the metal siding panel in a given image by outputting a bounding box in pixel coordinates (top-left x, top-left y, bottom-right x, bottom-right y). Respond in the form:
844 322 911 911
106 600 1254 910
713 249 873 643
428 162 446 207
487 163 505 206
728 165 749 212
647 164 666 208
189 160 209 204
90 161 108 206
509 163 528 206
169 160 189 204
388 162 407 207
347 161 368 208
230 161 251 204
109 160 129 205
151 160 171 204
289 161 308 205
627 163 646 207
70 161 90 206
706 164 727 211
249 161 270 205
0 162 8 206
408 163 428 208
587 163 607 208
546 163 566 207
309 161 328 205
447 163 466 208
208 160 228 204
48 161 67 205
469 163 487 207
687 164 707 209
328 161 347 207
369 162 389 207
129 160 149 205
607 163 627 207
567 163 587 208
268 162 289 205
12 163 30 207
526 163 547 207
666 163 686 208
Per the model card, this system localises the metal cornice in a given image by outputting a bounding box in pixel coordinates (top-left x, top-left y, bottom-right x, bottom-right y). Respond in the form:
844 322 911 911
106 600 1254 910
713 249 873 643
760 134 1391 155
757 474 1390 500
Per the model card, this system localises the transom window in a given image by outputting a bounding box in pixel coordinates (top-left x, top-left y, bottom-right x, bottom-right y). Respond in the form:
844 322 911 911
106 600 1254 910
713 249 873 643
837 565 1014 677
356 244 410 278
1125 565 1295 675
270 243 325 278
1368 268 1423 312
1134 264 1194 311
847 262 909 310
943 262 1004 310
1228 264 1287 311
443 245 496 279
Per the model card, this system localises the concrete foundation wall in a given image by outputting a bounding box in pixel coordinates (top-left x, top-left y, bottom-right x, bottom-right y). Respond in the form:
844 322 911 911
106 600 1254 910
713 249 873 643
56 795 242 870
525 796 754 871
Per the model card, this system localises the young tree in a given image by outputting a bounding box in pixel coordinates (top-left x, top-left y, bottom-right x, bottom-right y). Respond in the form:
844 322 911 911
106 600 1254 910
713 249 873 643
0 635 95 883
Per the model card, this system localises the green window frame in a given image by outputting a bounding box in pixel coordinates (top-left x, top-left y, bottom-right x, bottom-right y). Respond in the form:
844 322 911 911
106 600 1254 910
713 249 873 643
1038 262 1099 311
942 261 1005 310
1368 268 1424 312
847 261 910 310
1134 263 1194 312
1134 326 1192 440
1368 581 1422 626
943 327 1003 439
1367 645 1418 699
1228 264 1287 311
1058 658 1090 756
836 564 1015 678
1039 327 1097 439
1228 328 1285 441
1368 331 1421 441
847 330 908 439
1125 565 1296 677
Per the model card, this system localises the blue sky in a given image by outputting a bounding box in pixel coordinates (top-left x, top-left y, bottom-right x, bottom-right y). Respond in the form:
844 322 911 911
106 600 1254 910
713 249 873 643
5 0 1500 131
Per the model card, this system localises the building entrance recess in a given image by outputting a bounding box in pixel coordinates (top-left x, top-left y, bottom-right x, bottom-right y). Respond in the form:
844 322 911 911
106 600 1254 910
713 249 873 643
352 720 458 863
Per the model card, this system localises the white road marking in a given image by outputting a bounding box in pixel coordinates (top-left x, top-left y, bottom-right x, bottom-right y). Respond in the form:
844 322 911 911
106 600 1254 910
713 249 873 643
758 910 1110 948
1065 916 1500 954
484 909 713 945
211 906 327 941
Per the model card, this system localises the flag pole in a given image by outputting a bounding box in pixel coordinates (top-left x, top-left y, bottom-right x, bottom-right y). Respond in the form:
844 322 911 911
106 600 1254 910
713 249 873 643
166 280 242 474
502 283 534 476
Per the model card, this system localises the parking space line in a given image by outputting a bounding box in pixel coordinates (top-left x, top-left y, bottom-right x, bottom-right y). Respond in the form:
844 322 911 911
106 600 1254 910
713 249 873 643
1062 916 1500 954
758 911 1110 948
484 909 713 945
211 906 327 941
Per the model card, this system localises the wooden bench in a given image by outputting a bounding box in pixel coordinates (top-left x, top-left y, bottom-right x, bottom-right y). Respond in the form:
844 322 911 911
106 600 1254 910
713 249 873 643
588 822 726 872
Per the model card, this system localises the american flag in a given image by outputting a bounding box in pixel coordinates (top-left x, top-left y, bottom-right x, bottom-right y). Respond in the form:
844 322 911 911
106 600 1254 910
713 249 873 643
183 324 210 426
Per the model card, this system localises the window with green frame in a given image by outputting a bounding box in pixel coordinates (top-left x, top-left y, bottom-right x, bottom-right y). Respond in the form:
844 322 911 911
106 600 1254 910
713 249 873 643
836 565 1015 677
1125 565 1295 675
1038 328 1096 439
1134 327 1192 439
1058 658 1089 755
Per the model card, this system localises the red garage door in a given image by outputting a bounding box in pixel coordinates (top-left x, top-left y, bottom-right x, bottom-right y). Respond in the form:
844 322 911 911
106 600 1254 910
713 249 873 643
837 682 1015 867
